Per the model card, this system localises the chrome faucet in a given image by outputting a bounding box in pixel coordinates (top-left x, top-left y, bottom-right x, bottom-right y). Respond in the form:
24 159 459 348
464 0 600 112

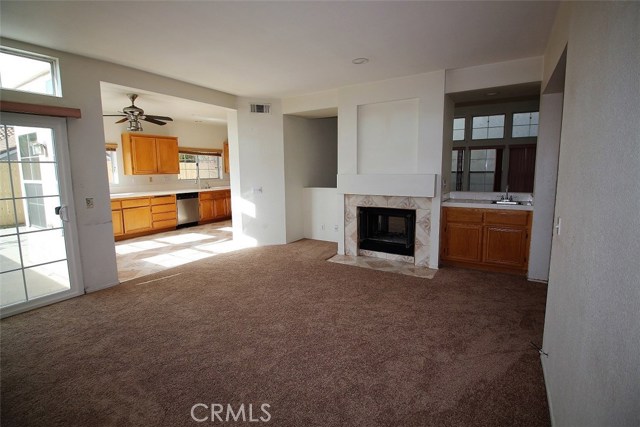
500 185 512 202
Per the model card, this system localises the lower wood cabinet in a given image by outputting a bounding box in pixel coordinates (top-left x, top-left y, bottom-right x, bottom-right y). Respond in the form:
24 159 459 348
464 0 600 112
111 201 124 237
122 204 152 234
112 195 177 240
440 207 532 274
199 189 231 223
151 195 177 230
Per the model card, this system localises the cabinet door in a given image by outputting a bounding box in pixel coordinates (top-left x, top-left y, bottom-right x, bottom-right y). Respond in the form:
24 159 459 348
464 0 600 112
130 136 157 174
123 206 152 234
213 197 227 219
156 138 179 174
112 210 124 236
223 140 230 174
225 194 231 216
442 223 483 263
199 200 214 221
483 226 528 268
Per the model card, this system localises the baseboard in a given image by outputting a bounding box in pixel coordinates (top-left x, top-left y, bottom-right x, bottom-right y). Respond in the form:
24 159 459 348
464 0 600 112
85 280 120 293
540 355 556 426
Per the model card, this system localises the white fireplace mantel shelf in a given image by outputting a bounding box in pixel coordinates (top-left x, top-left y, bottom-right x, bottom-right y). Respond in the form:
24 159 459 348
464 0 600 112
337 174 437 198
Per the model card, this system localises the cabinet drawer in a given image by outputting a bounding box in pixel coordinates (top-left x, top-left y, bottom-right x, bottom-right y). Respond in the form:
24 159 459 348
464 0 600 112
151 195 176 205
153 219 177 229
151 204 176 214
110 201 122 210
484 210 529 226
445 208 483 223
199 192 214 200
121 198 150 209
153 211 176 222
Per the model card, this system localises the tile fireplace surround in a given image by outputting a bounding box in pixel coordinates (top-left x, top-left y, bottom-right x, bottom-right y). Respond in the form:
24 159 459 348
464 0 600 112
344 194 432 267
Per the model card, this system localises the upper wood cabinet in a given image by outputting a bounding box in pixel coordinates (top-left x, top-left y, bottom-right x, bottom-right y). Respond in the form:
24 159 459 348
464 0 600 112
223 140 230 174
121 133 179 175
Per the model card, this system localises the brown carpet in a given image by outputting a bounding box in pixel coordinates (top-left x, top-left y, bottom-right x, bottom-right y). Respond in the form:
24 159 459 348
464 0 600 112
1 241 549 426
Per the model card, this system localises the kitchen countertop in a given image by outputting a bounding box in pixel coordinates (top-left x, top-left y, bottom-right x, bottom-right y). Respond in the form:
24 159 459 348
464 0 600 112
110 187 230 199
442 198 534 211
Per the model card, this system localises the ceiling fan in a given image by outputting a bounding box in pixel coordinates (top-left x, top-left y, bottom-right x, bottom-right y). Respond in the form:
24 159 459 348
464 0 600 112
104 93 173 132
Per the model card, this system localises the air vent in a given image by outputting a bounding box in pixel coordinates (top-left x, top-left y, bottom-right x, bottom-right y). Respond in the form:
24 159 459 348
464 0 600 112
250 103 271 114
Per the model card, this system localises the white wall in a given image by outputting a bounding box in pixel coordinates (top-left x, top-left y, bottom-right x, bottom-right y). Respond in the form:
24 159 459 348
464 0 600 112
445 56 543 94
0 38 236 292
104 118 230 193
357 98 419 174
303 188 339 243
541 3 640 425
283 115 337 242
234 98 287 246
528 92 562 282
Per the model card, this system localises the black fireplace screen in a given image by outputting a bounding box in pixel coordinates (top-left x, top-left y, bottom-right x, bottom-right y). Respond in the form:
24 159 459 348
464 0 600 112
358 207 416 256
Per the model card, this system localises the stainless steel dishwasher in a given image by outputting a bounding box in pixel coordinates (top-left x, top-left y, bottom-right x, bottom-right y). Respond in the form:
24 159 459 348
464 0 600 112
176 192 200 227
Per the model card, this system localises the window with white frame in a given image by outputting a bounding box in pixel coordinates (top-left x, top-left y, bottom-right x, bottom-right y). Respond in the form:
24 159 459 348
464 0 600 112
453 118 465 141
178 152 222 180
105 145 118 185
0 47 60 96
472 114 505 140
512 112 539 138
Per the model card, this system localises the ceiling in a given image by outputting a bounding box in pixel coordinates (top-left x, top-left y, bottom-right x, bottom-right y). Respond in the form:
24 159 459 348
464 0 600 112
0 1 559 99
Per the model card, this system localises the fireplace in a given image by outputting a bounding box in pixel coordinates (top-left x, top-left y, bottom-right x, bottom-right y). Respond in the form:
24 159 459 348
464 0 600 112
358 207 416 256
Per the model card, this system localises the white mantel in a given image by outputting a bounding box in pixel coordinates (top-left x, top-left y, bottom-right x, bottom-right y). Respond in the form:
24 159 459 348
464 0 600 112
337 174 437 197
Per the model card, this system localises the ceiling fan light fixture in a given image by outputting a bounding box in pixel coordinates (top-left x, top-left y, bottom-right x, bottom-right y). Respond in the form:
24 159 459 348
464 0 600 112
127 121 143 132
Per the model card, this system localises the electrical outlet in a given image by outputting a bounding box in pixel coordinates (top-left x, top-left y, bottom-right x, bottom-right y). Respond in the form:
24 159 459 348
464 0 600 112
334 225 339 232
321 224 325 230
85 197 94 209
148 176 153 183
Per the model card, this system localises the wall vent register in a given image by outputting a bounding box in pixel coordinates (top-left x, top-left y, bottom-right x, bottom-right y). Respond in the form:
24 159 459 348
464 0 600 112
250 103 271 114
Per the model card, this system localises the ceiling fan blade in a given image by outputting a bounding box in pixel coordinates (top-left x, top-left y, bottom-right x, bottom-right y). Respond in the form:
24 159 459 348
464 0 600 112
145 115 173 122
103 114 126 117
142 117 167 126
115 117 128 124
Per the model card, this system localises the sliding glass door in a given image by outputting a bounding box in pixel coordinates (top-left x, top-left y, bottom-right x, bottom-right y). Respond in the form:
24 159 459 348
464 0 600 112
0 113 82 317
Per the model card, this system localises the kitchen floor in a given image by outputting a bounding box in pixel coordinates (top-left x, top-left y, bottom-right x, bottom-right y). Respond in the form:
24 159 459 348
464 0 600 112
115 220 250 283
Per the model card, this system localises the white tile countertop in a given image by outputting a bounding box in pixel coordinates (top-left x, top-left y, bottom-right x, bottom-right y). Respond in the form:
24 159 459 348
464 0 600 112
110 186 230 199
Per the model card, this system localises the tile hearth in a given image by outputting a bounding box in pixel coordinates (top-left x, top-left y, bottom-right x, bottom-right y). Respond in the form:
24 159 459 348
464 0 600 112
328 254 437 279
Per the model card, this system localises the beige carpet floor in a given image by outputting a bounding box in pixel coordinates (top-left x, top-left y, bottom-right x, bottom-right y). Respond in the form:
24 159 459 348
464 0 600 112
1 240 549 426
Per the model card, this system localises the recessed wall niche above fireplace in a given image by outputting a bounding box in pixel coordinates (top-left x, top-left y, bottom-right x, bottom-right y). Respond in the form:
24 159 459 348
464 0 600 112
358 207 416 256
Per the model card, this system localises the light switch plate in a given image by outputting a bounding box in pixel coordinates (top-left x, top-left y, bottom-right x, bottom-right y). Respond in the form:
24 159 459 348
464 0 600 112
85 197 94 209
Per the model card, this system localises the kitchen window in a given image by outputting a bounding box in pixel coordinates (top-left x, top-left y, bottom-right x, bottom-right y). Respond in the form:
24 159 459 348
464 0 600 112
0 47 61 96
178 152 222 181
105 144 118 184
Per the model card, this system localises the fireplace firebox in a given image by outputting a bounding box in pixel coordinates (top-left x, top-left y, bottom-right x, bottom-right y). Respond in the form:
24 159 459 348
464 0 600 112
358 207 416 256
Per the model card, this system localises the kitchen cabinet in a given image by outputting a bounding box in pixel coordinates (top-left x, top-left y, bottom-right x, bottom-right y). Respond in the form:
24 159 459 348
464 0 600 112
199 189 231 223
111 201 124 237
441 207 531 274
121 197 152 234
151 195 177 230
121 133 179 175
223 140 230 174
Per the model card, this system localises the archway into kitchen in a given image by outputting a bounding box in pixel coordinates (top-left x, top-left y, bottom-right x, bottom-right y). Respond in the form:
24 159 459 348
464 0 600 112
100 83 247 282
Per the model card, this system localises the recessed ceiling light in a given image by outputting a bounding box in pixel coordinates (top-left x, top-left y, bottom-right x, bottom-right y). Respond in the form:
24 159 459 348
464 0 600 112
486 91 499 96
352 57 369 65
